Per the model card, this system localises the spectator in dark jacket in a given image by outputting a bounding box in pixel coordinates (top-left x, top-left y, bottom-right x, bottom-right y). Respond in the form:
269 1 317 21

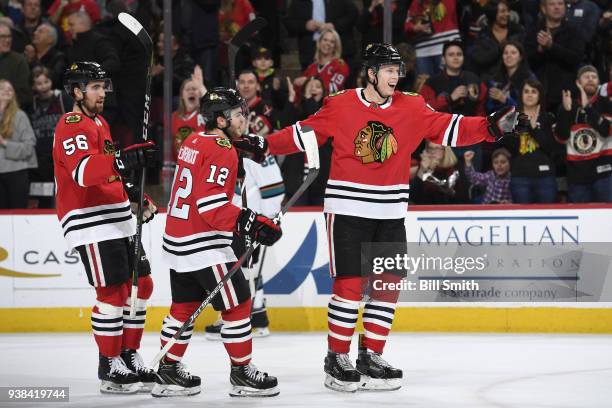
66 11 120 74
556 65 611 202
467 0 525 76
483 41 536 114
420 40 486 170
357 0 408 46
176 0 221 87
18 0 66 51
26 66 68 208
524 0 586 112
566 0 602 42
285 0 358 70
23 22 66 88
0 21 31 106
503 79 558 203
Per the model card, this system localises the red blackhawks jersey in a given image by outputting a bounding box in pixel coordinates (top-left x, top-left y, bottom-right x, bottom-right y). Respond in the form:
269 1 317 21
302 58 349 94
267 88 495 219
53 112 134 248
163 130 241 272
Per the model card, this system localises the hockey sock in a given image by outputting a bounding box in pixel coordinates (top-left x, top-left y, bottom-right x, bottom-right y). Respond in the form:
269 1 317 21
362 273 401 353
159 302 199 362
93 284 128 357
327 276 361 354
221 299 252 365
122 275 153 350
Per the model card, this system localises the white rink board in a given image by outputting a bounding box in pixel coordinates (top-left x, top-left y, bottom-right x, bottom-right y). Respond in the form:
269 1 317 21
1 208 612 308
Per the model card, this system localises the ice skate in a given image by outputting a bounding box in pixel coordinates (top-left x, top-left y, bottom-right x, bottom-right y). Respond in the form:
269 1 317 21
229 363 279 397
151 359 201 397
98 354 141 394
323 351 360 393
356 337 403 391
120 349 157 392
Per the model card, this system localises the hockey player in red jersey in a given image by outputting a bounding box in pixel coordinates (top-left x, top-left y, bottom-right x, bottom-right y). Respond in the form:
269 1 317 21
153 87 282 398
233 43 527 393
53 62 159 394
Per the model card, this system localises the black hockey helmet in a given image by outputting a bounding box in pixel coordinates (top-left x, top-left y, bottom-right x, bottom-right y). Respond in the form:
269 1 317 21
362 43 406 77
63 61 112 96
200 87 248 130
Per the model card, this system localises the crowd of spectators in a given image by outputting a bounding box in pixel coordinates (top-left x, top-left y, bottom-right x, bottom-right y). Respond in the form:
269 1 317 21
0 0 610 209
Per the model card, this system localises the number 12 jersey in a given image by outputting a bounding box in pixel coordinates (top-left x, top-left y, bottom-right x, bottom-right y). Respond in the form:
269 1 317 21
163 131 242 273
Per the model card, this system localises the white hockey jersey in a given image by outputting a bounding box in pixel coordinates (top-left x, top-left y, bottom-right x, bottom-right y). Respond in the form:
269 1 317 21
232 155 285 217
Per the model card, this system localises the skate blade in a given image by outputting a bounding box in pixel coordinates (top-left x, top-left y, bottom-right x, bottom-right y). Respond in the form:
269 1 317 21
229 385 279 397
99 380 141 394
137 382 155 393
252 327 270 337
358 375 402 392
324 374 358 393
151 383 201 397
205 333 222 341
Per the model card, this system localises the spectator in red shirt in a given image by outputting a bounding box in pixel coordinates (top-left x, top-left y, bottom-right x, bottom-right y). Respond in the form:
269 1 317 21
293 28 349 94
219 0 256 42
48 0 100 44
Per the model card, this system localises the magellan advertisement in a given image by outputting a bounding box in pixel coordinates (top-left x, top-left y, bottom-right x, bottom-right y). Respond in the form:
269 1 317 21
1 208 612 308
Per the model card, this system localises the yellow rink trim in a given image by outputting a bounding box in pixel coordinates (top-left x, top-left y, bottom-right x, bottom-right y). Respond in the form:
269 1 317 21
2 307 612 333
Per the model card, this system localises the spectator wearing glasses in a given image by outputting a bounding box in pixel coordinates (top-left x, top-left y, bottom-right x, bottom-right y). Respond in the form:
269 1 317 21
0 21 31 106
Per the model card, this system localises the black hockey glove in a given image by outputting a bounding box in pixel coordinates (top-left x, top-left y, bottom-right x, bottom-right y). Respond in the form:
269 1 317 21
236 208 282 246
232 134 268 164
114 140 157 177
123 180 158 224
487 106 529 141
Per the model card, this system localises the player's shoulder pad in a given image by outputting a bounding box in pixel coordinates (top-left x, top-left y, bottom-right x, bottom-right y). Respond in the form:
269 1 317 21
328 89 348 98
64 113 83 124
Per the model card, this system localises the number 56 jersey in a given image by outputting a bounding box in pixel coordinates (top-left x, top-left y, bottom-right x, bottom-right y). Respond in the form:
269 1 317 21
163 131 242 273
53 112 133 249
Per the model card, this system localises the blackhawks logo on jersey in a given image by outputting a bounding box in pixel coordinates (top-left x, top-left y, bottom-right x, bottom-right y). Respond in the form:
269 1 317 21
354 121 398 164
103 140 116 155
216 137 232 149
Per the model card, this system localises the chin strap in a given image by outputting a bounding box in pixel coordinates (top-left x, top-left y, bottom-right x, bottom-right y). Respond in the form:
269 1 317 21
364 67 390 105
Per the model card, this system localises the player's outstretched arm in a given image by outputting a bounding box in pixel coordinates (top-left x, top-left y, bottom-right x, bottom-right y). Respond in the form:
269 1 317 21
421 97 527 146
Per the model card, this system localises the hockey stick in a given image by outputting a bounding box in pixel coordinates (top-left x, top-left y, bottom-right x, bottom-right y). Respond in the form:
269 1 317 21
150 167 319 368
228 17 267 88
118 13 153 319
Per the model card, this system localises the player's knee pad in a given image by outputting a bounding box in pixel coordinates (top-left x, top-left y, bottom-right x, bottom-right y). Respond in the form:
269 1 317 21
137 275 153 300
221 298 252 322
169 301 201 322
95 283 129 307
332 276 363 302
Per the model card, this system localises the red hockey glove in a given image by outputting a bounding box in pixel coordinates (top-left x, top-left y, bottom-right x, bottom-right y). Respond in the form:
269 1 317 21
124 180 158 224
114 140 157 176
487 106 529 141
232 134 268 164
236 208 282 246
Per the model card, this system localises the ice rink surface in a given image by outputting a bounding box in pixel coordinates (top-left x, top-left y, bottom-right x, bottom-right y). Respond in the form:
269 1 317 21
1 332 611 408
